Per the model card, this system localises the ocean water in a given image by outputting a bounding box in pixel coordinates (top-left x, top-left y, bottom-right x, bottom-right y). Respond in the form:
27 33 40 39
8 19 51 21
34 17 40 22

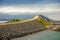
11 30 60 40
0 21 7 23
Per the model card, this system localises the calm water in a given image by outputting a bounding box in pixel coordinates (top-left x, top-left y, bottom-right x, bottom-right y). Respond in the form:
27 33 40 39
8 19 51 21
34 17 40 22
11 30 60 40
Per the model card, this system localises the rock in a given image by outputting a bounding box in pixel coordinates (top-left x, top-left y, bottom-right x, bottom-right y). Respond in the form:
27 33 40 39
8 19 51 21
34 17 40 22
51 26 60 31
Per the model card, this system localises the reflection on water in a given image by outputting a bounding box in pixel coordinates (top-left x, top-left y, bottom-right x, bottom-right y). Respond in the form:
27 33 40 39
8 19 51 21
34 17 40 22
11 30 60 40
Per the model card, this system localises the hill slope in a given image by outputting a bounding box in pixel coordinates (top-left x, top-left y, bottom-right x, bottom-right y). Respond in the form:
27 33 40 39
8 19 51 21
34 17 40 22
0 15 47 40
1 15 60 40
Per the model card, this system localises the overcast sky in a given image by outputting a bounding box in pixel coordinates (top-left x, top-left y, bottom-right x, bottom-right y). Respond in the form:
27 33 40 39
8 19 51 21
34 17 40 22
0 0 60 20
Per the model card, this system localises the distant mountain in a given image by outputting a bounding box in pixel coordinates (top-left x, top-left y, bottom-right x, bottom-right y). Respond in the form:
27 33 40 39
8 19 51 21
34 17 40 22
0 13 51 21
39 15 50 22
0 13 35 21
0 13 56 22
33 15 50 26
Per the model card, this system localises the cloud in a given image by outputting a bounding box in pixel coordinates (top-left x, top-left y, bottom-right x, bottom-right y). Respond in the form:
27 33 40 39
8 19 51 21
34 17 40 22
0 3 60 20
0 3 60 15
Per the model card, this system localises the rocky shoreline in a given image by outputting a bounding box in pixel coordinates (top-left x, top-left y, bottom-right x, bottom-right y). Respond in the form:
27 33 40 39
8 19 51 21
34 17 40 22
0 27 46 40
10 28 46 40
0 15 46 40
0 15 60 40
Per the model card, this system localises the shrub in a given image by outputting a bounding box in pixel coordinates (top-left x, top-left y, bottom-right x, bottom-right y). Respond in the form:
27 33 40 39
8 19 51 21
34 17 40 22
8 19 23 23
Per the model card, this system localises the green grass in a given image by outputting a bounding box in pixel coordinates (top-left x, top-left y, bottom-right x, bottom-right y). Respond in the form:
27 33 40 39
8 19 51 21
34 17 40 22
7 19 23 23
7 17 50 27
37 17 50 27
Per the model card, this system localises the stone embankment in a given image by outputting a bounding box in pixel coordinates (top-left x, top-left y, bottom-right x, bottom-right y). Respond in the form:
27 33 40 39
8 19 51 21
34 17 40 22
0 15 45 40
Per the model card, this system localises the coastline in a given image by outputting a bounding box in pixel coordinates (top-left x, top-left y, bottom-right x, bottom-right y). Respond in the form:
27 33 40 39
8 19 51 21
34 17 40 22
0 16 46 40
9 28 46 40
10 30 46 40
10 30 60 40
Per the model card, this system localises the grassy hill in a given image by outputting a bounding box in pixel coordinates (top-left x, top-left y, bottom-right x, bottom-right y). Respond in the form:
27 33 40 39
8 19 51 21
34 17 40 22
1 15 59 40
0 15 47 40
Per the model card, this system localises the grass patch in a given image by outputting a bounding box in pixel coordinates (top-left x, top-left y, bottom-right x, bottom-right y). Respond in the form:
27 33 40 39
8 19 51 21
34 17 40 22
7 19 23 23
37 17 50 27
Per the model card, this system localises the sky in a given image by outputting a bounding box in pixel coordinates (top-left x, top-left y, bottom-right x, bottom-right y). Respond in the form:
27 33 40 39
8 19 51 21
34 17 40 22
0 0 60 20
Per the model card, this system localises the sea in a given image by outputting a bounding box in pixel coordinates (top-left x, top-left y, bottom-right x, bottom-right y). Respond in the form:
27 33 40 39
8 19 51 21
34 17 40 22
0 21 7 24
11 30 60 40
